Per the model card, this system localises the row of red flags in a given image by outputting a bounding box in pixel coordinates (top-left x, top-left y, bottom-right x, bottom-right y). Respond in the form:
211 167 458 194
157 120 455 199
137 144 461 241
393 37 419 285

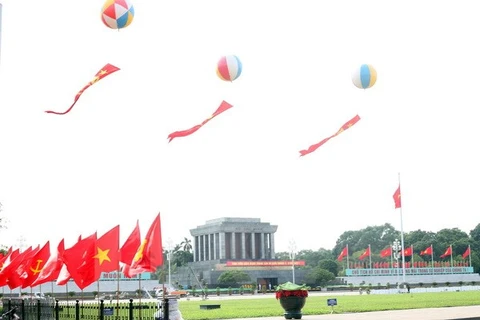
350 260 470 269
338 244 471 261
0 214 163 290
43 64 363 156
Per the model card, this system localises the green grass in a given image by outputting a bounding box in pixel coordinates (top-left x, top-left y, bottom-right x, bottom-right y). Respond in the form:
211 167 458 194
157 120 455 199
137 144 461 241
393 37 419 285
178 291 480 319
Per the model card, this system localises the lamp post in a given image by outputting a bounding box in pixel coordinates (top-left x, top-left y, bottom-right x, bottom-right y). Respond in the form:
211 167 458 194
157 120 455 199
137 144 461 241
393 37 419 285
289 240 296 284
392 239 401 292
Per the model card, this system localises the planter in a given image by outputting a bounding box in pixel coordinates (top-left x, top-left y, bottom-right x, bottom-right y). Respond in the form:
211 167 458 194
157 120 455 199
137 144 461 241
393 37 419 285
279 296 306 319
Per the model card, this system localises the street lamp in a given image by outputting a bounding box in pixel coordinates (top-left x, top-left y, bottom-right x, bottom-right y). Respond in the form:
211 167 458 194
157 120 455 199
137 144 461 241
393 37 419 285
392 239 401 291
289 240 296 284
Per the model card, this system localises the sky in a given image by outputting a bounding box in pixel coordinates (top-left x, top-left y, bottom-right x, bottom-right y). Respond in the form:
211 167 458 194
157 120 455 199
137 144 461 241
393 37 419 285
1 0 480 255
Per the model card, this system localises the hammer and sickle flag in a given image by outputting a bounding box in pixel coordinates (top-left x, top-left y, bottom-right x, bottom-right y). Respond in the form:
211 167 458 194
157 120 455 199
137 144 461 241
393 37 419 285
45 64 120 115
127 213 163 277
168 101 233 142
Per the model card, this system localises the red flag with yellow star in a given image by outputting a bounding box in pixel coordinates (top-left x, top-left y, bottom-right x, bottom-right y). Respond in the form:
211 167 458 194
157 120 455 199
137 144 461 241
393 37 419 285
127 213 163 277
299 114 361 157
168 101 233 142
45 64 120 115
77 225 120 288
21 241 51 288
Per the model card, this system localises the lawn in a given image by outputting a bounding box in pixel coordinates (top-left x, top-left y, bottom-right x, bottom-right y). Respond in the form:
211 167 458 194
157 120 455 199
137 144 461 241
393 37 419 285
178 291 480 319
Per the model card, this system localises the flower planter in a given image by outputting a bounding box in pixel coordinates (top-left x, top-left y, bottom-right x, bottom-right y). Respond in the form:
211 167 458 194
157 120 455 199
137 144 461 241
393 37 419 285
279 296 306 319
275 282 309 320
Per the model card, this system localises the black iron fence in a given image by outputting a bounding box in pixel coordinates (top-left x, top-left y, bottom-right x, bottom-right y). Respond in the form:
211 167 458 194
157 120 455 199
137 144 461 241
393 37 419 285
1 298 172 320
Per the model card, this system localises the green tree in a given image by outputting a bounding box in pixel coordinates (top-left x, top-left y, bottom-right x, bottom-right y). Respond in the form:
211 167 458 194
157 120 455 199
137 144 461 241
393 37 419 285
333 223 397 255
217 270 251 286
305 267 335 287
180 237 193 253
318 259 339 276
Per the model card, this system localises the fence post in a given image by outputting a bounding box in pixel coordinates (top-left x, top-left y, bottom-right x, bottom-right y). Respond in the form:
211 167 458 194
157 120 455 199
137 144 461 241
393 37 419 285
55 300 60 320
37 299 41 320
128 299 133 320
20 299 25 320
100 300 104 320
75 300 80 320
164 298 169 320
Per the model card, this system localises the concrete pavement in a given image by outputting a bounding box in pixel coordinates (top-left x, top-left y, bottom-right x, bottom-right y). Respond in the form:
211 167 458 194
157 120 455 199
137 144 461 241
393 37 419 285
233 305 480 320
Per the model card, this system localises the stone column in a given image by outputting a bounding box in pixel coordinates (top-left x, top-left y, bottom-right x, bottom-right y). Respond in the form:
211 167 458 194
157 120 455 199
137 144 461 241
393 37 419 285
270 233 275 259
260 233 266 259
219 232 226 259
251 232 256 259
241 232 246 259
213 233 218 260
203 234 207 262
231 232 236 259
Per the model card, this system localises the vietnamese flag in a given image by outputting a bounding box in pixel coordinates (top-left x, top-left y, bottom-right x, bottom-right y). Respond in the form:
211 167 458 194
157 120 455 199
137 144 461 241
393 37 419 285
21 241 51 288
77 225 120 289
380 246 392 258
120 220 141 278
299 114 361 157
31 239 65 287
393 184 401 209
337 246 348 261
462 246 471 259
6 246 37 289
62 232 97 288
359 246 370 260
45 64 120 115
440 245 452 258
127 213 163 277
403 246 413 257
420 245 433 256
0 248 20 286
168 101 233 142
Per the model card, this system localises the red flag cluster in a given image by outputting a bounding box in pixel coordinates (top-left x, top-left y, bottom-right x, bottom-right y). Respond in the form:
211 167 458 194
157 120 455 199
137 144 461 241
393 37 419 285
0 214 162 290
299 114 361 157
45 64 120 115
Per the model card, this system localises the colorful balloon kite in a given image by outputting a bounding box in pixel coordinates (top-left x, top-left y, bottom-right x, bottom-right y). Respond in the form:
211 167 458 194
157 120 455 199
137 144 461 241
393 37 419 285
45 64 120 115
216 55 242 82
101 0 135 30
352 64 377 89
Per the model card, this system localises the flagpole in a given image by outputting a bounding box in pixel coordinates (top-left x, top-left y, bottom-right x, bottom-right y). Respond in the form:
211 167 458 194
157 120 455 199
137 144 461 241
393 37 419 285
390 246 393 268
346 244 349 270
450 245 453 273
368 244 372 269
469 244 472 267
398 173 407 288
431 245 434 275
411 245 414 268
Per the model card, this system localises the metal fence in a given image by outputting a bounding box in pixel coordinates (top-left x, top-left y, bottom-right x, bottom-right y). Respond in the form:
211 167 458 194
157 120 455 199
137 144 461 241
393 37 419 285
1 298 173 320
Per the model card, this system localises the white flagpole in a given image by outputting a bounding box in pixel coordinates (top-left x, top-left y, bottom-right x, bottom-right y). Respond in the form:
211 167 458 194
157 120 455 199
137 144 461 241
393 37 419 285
431 245 434 275
411 245 414 268
450 245 453 273
390 246 393 268
368 244 372 269
398 173 407 288
468 244 472 267
346 244 349 270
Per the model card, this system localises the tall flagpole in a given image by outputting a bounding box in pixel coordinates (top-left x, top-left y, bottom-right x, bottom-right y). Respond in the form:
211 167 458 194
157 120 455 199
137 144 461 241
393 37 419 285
431 245 434 275
468 244 472 267
346 244 349 270
450 245 453 273
368 244 372 269
398 173 407 288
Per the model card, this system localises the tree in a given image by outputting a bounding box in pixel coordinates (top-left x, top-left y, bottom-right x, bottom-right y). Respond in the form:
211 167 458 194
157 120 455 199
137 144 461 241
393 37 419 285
305 267 335 287
180 237 193 253
217 270 251 287
318 259 339 276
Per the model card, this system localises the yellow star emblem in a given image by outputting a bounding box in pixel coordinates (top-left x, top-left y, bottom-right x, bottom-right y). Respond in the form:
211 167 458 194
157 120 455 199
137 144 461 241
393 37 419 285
134 240 147 262
94 247 111 265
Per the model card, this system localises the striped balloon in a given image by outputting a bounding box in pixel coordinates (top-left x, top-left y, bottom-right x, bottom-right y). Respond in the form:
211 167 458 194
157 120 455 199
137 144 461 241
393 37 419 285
216 55 242 82
352 64 377 89
101 0 135 30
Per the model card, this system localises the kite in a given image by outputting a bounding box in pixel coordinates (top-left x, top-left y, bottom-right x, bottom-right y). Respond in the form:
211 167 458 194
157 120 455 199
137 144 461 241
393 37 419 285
45 64 120 115
299 114 361 157
216 55 242 82
352 64 377 89
168 101 233 142
101 0 135 30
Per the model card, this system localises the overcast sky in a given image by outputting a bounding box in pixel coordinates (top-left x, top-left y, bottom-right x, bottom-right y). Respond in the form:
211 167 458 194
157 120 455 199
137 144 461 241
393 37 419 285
1 0 479 255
